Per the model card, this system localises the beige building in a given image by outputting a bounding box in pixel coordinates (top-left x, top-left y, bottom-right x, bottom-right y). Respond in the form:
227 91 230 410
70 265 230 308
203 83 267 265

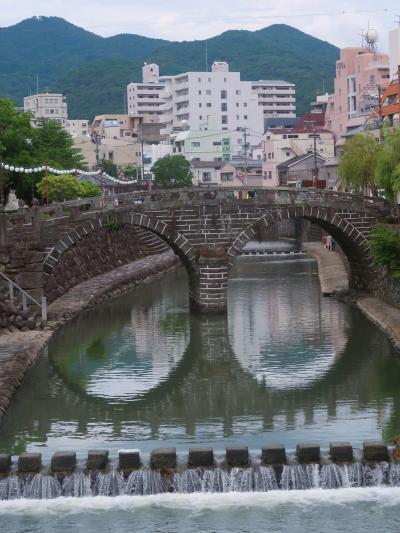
66 120 89 139
127 63 166 118
24 93 68 127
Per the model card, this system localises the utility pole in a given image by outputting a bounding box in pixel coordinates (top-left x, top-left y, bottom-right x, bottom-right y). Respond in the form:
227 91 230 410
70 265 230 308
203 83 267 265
304 120 319 188
238 127 250 186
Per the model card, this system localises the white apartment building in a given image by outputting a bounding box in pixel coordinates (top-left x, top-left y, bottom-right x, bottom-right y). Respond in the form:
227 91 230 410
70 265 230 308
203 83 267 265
66 120 89 139
159 61 264 154
24 93 68 127
251 80 296 120
127 63 166 118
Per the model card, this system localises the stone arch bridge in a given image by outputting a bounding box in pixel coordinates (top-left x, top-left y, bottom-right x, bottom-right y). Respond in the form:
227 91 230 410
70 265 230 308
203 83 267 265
1 187 389 313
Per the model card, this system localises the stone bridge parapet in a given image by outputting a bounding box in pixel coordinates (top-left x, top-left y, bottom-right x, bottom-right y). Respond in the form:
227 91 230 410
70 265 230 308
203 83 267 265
0 187 390 314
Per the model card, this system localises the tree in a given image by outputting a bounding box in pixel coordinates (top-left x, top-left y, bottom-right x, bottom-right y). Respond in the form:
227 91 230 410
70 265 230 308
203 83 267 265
338 133 381 194
101 158 118 177
376 126 400 205
151 155 192 188
36 174 100 202
0 98 36 202
32 120 86 170
123 163 138 179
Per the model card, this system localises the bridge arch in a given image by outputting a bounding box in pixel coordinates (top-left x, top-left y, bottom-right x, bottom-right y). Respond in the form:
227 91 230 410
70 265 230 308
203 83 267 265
226 205 374 289
42 210 199 302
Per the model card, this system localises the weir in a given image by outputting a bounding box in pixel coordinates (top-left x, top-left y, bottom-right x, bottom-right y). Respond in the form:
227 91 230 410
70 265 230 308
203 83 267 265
0 441 398 499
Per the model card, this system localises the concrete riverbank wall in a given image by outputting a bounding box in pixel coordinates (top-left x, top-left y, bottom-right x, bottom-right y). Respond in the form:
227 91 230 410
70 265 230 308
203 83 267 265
303 241 400 352
0 251 181 423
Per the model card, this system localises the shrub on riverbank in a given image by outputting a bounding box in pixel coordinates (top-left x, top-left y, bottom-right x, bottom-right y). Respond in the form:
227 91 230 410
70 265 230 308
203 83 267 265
369 224 400 278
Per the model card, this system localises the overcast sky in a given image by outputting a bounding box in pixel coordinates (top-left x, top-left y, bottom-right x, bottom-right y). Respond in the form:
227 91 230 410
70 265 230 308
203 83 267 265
1 0 399 50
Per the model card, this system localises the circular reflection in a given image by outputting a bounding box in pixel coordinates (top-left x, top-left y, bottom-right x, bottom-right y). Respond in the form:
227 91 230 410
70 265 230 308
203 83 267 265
228 256 347 390
50 281 191 403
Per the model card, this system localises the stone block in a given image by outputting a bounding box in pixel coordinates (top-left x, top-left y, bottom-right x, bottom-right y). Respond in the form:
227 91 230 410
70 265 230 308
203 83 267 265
150 448 177 470
51 451 77 472
0 454 11 473
118 450 141 470
330 442 353 463
296 443 320 463
15 271 42 290
261 444 287 465
87 450 109 470
18 453 42 473
188 448 214 467
226 446 249 467
363 441 390 462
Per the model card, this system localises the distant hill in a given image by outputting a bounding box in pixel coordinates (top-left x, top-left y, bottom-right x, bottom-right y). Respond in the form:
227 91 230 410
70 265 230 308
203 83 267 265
0 16 339 119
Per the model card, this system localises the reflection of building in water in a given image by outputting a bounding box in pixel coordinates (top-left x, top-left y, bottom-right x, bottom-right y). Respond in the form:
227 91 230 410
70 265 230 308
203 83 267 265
228 258 347 389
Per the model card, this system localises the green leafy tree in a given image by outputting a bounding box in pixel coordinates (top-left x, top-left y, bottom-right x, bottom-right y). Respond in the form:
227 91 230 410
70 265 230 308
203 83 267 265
376 126 400 205
369 224 400 279
123 163 138 179
338 133 381 194
32 120 86 169
151 154 192 188
0 98 35 201
79 180 102 198
101 158 118 177
36 174 100 202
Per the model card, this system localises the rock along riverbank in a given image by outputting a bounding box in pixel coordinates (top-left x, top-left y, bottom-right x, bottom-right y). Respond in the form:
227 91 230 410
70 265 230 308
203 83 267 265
303 241 400 352
0 251 181 423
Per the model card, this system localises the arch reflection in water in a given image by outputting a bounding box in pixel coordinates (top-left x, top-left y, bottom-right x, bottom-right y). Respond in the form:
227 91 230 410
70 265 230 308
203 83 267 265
228 256 347 390
0 257 399 457
50 274 190 403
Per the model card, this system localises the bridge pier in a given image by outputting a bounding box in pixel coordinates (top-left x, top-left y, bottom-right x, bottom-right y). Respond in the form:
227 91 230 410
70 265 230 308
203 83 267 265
189 256 229 314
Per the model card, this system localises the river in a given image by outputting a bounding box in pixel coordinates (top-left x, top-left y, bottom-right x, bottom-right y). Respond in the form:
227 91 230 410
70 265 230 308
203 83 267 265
1 254 400 531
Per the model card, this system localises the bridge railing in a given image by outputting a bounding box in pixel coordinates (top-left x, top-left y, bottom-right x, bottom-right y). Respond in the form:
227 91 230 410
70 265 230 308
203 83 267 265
2 187 390 231
0 271 47 325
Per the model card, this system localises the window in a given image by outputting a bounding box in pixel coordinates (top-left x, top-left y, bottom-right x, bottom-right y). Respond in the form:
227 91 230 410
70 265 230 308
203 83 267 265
198 90 202 95
191 142 200 147
213 141 222 146
221 172 234 181
285 151 290 157
199 115 203 120
268 171 272 179
206 90 212 95
236 115 240 120
268 153 271 159
198 77 202 82
236 90 241 95
244 115 248 120
244 102 247 108
206 102 212 108
202 172 212 181
221 90 227 99
222 115 228 124
221 103 227 112
199 103 202 107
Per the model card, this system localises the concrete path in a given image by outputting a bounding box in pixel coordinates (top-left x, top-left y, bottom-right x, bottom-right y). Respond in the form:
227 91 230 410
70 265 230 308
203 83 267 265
0 251 179 422
302 241 349 294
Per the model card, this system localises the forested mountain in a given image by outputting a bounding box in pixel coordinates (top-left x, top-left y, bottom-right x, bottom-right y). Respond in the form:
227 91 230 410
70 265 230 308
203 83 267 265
0 16 339 119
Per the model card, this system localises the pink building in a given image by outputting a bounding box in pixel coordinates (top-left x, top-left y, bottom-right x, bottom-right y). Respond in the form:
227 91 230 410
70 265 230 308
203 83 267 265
325 47 390 137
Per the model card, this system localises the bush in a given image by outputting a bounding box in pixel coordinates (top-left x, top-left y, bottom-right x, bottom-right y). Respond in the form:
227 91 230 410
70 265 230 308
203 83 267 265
369 224 400 278
36 174 101 202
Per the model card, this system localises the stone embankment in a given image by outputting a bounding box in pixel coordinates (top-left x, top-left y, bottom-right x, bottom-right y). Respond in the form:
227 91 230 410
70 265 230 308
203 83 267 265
303 241 400 352
0 251 180 422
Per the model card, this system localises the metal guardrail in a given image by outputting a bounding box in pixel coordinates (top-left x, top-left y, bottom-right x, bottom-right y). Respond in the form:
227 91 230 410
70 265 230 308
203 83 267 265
0 271 47 324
